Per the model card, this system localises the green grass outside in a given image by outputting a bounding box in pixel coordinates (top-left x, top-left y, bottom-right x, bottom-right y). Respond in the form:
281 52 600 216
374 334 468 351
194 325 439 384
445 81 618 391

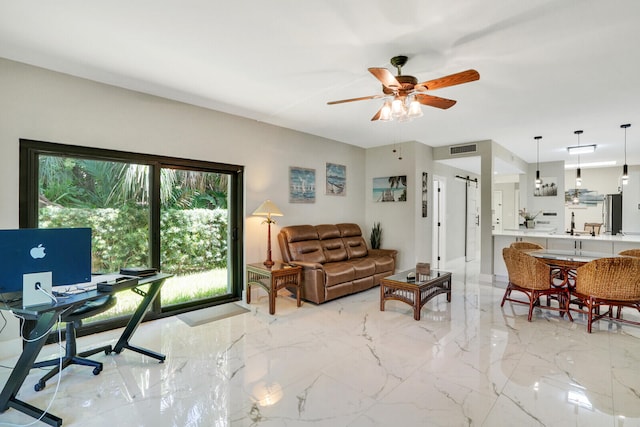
87 269 229 323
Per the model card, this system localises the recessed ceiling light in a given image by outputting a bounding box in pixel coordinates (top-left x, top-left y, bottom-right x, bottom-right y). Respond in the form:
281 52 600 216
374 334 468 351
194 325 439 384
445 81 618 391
567 144 596 155
564 160 617 169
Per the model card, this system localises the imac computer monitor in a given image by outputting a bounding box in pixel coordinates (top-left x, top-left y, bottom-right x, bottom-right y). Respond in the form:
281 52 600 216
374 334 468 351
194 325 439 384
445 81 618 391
0 227 92 304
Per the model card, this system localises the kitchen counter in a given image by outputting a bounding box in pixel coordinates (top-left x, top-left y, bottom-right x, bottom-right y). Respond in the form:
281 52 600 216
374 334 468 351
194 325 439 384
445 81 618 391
495 229 640 243
493 231 640 280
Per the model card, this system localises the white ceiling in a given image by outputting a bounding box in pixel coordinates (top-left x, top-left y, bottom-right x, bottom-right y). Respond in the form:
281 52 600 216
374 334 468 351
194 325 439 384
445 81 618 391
1 0 639 171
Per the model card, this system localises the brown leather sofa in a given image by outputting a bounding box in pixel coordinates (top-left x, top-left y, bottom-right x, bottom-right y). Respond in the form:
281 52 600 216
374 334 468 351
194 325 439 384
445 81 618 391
277 223 397 304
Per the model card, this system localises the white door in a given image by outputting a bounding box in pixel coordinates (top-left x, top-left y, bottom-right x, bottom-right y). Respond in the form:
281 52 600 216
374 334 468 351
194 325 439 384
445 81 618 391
466 181 478 262
493 190 503 233
432 177 445 269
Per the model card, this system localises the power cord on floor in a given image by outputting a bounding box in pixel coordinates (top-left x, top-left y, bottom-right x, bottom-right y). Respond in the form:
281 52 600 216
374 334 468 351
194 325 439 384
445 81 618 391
0 313 65 427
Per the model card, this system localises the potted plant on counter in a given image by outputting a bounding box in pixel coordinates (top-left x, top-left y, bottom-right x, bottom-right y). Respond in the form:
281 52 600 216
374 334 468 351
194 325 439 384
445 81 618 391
519 208 542 229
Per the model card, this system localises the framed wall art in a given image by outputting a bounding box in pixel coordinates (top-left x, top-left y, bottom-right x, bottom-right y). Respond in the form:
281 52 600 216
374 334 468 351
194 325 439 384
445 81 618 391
422 172 428 217
326 163 346 196
534 177 558 197
373 175 407 202
289 166 316 203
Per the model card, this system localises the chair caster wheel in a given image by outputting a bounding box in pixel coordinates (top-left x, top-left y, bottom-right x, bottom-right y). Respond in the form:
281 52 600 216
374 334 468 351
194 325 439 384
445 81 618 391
93 366 102 375
34 382 45 392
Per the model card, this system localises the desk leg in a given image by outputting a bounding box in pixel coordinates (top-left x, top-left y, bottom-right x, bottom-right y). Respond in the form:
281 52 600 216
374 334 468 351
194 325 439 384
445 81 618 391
0 311 63 427
111 279 166 363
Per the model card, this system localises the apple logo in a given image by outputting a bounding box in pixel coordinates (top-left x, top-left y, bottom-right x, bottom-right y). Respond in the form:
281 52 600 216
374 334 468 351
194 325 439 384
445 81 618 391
30 244 46 259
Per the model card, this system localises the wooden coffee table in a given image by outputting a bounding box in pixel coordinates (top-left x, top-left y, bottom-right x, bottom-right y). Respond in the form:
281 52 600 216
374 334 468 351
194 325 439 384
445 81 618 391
380 269 452 320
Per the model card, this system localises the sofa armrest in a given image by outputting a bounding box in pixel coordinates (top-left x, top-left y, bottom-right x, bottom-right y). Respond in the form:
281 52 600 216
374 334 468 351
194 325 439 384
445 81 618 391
289 261 324 270
369 248 397 260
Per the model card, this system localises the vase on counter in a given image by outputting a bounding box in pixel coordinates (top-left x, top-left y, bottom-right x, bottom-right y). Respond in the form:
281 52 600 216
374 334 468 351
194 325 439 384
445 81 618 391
525 219 535 229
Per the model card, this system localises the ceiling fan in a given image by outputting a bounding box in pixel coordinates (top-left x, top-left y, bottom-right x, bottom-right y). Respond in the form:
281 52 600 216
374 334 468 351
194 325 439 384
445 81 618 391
327 55 480 121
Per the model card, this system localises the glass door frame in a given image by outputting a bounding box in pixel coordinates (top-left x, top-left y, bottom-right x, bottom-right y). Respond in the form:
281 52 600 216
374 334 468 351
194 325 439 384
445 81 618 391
19 139 244 335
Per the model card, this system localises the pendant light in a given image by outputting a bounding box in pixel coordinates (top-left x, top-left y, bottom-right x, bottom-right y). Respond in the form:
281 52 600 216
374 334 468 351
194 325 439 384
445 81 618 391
574 130 583 187
534 136 542 189
621 123 630 185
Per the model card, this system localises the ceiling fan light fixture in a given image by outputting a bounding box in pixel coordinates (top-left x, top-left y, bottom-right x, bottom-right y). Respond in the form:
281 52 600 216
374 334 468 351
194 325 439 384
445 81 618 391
407 98 423 118
391 97 405 118
397 114 411 123
327 56 479 122
379 100 392 121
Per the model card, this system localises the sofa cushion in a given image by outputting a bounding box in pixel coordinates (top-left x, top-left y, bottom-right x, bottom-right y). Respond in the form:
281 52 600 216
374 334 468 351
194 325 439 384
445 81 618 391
323 262 355 287
316 224 342 240
337 223 362 237
343 236 368 259
370 255 395 273
349 257 376 279
281 225 319 243
321 238 348 262
280 225 325 263
288 240 326 264
317 224 348 262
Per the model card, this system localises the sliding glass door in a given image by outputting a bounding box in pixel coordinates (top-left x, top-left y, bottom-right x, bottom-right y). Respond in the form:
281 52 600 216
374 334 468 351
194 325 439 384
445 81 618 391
159 167 233 308
20 139 244 332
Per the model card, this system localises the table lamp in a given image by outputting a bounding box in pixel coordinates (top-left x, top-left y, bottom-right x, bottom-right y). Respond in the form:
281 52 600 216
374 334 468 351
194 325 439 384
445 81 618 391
252 199 283 268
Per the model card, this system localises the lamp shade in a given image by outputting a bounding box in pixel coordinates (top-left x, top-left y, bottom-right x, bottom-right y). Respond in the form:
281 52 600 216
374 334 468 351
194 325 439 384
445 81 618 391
252 199 283 217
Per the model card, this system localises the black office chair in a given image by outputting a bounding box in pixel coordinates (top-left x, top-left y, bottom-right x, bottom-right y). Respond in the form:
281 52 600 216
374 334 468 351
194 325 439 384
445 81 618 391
32 295 117 391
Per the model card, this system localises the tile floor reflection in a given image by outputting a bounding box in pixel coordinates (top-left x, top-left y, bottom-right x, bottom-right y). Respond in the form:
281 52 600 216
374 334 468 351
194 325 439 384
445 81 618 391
1 259 640 426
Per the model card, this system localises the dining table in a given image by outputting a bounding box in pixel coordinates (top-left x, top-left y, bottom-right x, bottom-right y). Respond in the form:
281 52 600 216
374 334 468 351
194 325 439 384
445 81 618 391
527 249 620 288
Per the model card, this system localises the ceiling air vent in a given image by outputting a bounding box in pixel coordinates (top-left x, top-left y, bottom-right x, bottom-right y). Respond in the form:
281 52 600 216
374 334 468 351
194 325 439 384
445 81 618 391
449 144 477 155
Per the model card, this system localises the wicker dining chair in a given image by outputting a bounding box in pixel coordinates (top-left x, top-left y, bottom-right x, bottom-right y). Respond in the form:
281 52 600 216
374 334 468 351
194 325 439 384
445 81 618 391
573 257 640 333
584 223 603 235
619 249 640 258
509 241 565 295
501 247 572 322
510 241 544 251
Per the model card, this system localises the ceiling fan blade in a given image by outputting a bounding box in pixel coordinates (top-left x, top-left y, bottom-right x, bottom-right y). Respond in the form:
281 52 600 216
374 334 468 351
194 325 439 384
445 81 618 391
368 67 402 90
415 69 480 91
327 94 383 105
415 94 457 109
370 106 383 121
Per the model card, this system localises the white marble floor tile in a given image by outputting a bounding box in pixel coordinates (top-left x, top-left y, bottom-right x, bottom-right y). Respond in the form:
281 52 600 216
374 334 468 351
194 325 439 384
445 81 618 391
2 260 640 426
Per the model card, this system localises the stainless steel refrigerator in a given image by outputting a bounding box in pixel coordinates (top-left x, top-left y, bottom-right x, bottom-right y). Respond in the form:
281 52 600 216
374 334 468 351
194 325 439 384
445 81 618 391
604 193 623 235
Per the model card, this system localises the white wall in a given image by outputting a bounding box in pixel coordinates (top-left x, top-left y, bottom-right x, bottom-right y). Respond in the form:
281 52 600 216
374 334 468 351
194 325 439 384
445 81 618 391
522 161 566 231
0 58 367 345
412 143 434 264
365 142 420 270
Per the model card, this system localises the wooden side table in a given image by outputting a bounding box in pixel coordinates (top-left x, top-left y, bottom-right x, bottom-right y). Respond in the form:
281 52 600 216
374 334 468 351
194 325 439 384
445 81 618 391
246 261 302 314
